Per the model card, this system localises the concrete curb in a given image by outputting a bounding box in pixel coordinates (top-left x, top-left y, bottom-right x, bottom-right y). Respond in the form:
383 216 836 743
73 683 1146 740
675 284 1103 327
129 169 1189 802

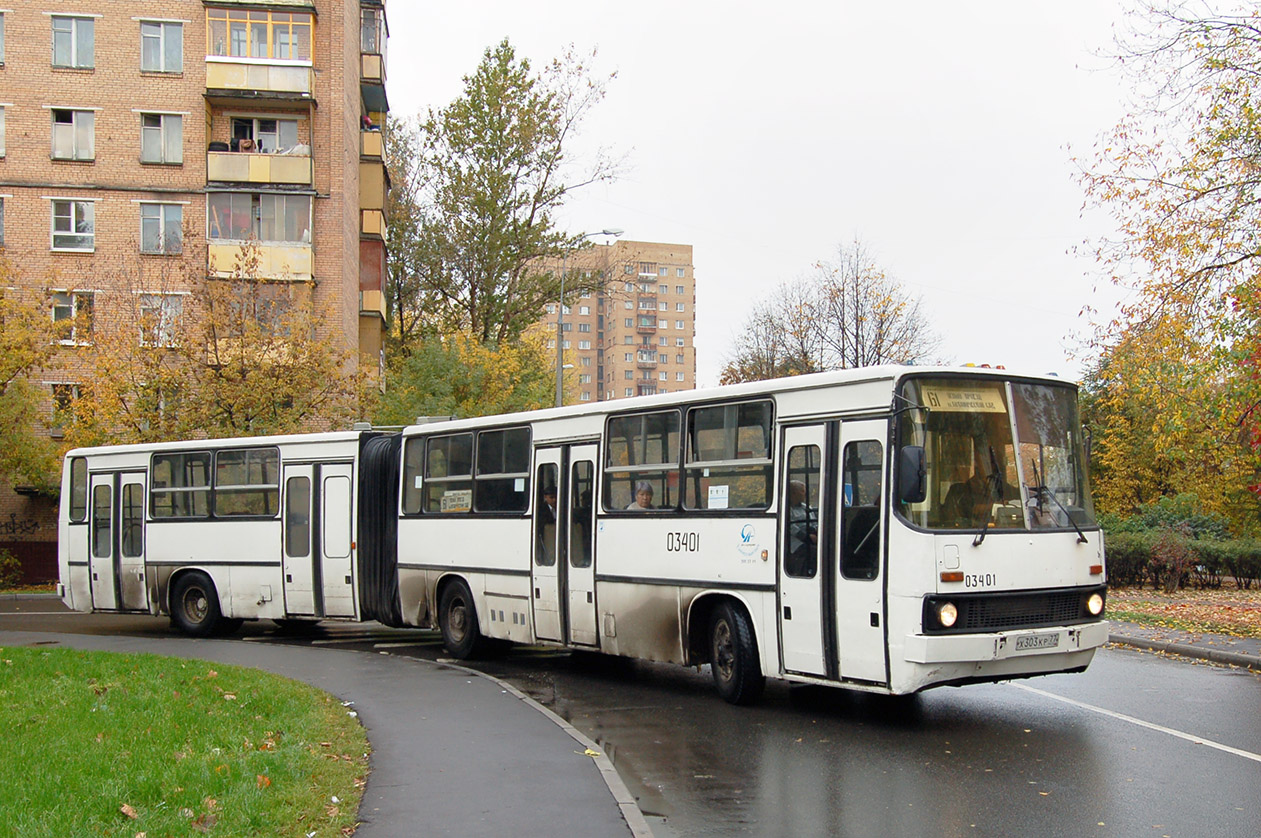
0 592 60 601
422 656 655 838
1107 633 1261 672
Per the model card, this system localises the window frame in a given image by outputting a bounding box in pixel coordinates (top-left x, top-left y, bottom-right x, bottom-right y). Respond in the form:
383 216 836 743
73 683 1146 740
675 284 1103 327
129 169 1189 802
139 202 184 255
140 113 184 165
51 290 94 344
138 292 185 347
50 200 95 252
140 20 183 73
207 192 312 244
51 109 95 162
602 409 682 512
206 8 312 63
52 15 94 69
0 106 5 158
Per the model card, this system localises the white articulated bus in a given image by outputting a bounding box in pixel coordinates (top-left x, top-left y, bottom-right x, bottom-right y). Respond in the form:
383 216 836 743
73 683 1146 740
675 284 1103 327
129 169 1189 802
59 365 1108 703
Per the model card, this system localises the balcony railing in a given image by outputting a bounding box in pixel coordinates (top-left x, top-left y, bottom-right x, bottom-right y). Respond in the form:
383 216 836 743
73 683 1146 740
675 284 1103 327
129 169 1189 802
361 209 387 238
207 241 312 282
206 150 312 186
206 59 313 98
636 351 658 368
361 52 385 84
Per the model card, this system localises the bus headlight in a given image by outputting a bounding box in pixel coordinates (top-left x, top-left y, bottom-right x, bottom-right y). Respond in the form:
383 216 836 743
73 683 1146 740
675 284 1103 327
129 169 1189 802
1087 592 1104 616
937 601 958 629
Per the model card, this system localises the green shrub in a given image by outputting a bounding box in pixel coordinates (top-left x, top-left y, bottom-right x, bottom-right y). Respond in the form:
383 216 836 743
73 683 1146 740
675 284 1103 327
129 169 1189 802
1103 531 1261 590
0 548 21 588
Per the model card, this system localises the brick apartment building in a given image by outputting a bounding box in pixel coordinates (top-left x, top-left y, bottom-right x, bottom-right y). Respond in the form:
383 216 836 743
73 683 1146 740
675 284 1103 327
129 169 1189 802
543 239 697 404
0 0 390 581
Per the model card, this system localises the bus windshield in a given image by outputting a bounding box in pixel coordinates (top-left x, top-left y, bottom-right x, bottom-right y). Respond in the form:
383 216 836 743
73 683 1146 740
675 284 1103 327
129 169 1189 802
896 377 1095 532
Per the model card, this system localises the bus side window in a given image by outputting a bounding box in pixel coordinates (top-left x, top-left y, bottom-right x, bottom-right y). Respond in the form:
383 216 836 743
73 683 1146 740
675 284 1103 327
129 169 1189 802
69 457 88 522
784 444 820 578
841 441 882 580
535 463 558 567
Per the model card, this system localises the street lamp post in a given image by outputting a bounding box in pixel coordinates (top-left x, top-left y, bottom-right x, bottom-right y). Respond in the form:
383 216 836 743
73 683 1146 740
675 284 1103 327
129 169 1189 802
557 228 624 407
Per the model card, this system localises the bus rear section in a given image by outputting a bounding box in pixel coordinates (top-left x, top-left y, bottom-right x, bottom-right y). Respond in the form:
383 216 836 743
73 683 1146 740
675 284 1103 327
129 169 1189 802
58 431 402 636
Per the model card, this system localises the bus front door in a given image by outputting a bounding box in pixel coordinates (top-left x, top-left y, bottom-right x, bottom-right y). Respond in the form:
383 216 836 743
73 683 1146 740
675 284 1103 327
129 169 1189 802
779 425 831 677
531 444 599 646
88 473 118 610
835 420 888 685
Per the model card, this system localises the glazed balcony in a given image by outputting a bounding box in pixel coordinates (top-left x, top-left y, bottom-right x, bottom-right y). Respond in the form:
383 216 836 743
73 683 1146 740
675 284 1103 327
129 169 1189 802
206 59 314 104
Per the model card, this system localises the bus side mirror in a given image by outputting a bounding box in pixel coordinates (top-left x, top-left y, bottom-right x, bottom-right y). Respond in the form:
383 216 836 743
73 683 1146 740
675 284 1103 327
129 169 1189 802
898 446 927 504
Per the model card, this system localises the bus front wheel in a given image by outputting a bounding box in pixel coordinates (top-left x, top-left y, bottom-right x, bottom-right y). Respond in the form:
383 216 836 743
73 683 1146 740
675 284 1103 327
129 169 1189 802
439 579 484 659
170 572 222 638
709 602 765 705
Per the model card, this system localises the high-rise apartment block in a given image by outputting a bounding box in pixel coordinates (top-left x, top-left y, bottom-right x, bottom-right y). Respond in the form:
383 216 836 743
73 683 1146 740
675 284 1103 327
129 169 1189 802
0 0 389 581
543 240 697 403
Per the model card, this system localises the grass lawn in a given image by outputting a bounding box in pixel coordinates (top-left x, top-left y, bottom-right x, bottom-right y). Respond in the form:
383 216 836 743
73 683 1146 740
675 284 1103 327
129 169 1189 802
1108 586 1261 638
0 646 368 837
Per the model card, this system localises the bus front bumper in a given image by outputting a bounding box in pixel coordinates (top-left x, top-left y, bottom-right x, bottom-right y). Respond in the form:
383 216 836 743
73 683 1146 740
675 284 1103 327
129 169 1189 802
903 620 1110 664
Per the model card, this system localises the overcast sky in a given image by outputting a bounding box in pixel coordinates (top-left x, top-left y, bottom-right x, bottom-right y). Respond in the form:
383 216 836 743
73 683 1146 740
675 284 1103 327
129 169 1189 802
385 1 1134 387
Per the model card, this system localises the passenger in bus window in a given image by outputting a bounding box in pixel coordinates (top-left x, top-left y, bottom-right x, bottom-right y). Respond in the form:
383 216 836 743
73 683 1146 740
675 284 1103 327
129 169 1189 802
786 480 818 575
627 481 654 510
542 484 558 523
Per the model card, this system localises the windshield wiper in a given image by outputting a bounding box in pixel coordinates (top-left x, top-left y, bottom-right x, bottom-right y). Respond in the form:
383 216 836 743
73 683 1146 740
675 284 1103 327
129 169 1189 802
971 446 1004 547
1026 459 1088 543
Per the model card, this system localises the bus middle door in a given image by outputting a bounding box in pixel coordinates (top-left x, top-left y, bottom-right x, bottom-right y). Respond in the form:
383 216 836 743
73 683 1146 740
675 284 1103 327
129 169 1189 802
532 449 565 642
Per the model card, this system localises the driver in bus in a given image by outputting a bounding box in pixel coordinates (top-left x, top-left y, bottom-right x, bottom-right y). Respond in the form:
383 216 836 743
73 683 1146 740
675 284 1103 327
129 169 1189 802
627 481 654 510
945 445 1019 525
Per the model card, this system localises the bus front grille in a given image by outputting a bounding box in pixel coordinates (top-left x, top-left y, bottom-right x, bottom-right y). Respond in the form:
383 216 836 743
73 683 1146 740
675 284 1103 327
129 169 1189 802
922 587 1105 635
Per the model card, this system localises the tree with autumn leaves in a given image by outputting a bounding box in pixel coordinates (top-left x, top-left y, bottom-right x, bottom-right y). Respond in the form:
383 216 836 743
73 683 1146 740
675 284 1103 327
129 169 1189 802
1079 1 1261 534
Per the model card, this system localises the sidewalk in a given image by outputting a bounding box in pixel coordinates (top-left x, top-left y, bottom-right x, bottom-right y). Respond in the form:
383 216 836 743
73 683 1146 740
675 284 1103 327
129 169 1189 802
0 627 651 838
1107 619 1261 671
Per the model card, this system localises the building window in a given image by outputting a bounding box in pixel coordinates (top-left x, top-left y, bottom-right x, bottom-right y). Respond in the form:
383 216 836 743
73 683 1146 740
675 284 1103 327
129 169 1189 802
207 8 312 61
231 117 300 154
638 262 656 276
659 372 667 381
677 269 685 278
578 340 591 350
624 318 633 327
676 354 684 363
579 306 590 315
676 320 685 329
360 7 384 54
624 370 633 380
676 285 685 294
658 319 668 329
0 106 5 157
546 303 556 315
578 323 591 332
140 21 183 72
624 388 633 397
677 303 686 312
658 267 668 276
51 110 95 161
580 392 591 402
51 383 82 424
677 338 686 346
208 193 311 243
624 353 633 362
677 372 686 381
0 198 5 246
624 336 633 345
578 374 591 384
140 203 183 254
659 337 668 346
139 293 183 346
562 340 570 349
581 356 591 366
623 265 633 275
658 302 667 311
0 13 5 65
51 200 94 251
52 291 94 344
52 16 94 69
659 284 668 294
141 114 183 164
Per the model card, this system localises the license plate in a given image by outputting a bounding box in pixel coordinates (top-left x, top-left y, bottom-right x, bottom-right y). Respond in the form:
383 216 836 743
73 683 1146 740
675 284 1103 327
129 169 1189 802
1015 633 1060 651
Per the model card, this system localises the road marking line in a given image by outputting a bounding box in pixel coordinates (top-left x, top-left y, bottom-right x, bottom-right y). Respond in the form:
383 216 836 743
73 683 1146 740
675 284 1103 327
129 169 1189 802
0 611 84 616
1013 683 1261 764
309 637 387 645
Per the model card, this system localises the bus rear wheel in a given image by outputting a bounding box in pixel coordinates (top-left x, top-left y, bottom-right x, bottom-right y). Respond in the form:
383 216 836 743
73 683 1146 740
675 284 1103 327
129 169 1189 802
709 601 765 705
439 579 485 659
170 572 222 638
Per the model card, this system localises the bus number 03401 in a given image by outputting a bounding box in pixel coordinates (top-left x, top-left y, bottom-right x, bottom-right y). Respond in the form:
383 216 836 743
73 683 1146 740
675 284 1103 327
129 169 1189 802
964 573 997 588
666 532 700 552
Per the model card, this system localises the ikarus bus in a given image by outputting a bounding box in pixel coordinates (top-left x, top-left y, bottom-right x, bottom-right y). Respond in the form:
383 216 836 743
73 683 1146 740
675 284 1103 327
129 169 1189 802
58 365 1107 704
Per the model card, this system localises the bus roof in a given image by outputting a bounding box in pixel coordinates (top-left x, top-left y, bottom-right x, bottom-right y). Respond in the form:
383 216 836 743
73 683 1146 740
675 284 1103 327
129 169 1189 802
63 429 368 460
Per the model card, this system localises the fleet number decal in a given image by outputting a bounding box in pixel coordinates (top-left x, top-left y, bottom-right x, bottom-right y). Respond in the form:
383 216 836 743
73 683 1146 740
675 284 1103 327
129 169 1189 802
964 573 997 588
666 532 700 552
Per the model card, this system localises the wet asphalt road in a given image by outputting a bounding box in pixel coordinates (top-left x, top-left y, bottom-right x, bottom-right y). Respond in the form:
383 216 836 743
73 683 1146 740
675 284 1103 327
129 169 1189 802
4 601 1260 838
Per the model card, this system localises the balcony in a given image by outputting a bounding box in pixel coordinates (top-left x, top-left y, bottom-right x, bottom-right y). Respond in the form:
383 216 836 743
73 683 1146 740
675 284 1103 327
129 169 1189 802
361 209 387 238
360 289 386 317
636 351 658 369
207 241 313 282
636 318 657 334
361 128 384 158
206 59 314 106
207 150 313 186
